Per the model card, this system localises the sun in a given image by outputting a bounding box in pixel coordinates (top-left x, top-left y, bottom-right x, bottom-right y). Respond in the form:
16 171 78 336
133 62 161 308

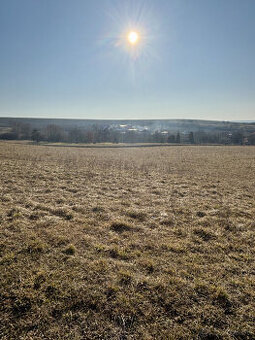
128 31 139 45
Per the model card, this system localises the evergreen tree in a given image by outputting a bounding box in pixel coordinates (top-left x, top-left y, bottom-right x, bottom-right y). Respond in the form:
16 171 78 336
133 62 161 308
176 132 181 144
31 129 42 143
189 131 195 144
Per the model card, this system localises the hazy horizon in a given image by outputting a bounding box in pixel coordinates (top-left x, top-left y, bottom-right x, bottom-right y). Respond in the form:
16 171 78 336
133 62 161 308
1 0 255 120
1 116 255 124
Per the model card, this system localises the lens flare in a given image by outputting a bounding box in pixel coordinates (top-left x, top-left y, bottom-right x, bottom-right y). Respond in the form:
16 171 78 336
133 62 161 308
100 1 159 65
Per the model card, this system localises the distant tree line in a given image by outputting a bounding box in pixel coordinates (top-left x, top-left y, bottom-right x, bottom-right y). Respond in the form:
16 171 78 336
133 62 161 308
1 121 255 145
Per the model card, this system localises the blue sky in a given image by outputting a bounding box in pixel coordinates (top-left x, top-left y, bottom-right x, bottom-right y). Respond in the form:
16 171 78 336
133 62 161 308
0 0 254 120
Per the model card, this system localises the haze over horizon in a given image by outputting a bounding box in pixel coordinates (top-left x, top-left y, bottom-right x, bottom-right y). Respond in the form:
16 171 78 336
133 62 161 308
0 0 255 121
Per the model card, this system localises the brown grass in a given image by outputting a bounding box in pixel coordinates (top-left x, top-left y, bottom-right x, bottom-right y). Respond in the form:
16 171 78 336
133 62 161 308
0 142 255 339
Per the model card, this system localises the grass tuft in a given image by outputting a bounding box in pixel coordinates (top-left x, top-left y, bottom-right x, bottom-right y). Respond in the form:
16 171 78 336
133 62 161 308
193 228 215 241
119 270 133 285
110 220 134 233
26 240 46 254
126 209 147 221
63 244 76 255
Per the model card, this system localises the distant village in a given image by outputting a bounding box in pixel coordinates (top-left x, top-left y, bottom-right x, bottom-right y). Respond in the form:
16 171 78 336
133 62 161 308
0 118 255 145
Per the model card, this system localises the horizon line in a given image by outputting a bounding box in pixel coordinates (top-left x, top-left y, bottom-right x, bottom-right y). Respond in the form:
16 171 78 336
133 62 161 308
1 116 255 123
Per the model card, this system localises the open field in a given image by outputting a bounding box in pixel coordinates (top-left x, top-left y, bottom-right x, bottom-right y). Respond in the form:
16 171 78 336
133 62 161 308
0 142 255 339
0 140 187 148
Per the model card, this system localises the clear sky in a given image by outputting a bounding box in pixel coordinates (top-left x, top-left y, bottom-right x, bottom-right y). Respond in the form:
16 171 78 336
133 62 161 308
0 0 254 120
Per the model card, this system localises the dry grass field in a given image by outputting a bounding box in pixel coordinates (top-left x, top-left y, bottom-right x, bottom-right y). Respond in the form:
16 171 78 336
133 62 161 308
0 142 255 339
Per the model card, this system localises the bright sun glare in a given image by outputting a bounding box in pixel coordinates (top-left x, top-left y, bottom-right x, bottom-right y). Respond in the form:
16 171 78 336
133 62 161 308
128 31 139 45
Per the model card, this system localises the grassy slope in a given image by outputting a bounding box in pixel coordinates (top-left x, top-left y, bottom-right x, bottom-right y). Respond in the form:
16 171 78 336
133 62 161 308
0 143 255 339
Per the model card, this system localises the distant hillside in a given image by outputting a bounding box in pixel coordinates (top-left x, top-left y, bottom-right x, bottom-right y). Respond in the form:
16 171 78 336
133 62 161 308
1 117 255 145
232 120 255 123
1 117 255 133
